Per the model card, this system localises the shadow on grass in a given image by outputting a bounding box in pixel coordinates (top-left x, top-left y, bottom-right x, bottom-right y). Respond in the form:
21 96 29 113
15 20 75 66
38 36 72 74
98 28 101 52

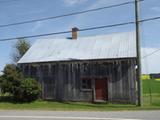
0 96 14 102
0 96 34 104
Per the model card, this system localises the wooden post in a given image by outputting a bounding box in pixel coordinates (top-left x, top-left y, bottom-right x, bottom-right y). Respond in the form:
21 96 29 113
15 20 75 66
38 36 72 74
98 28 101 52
135 0 142 106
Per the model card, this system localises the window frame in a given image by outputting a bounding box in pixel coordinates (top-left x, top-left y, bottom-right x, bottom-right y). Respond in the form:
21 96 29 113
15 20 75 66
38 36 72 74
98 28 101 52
81 77 92 91
30 65 37 78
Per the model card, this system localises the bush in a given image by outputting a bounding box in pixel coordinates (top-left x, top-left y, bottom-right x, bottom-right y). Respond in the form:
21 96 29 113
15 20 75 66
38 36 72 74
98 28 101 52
0 64 41 102
0 64 23 94
0 76 12 94
13 78 41 102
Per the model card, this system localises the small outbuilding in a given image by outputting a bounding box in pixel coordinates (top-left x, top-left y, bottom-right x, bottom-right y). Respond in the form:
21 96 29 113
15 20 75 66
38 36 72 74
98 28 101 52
18 28 138 104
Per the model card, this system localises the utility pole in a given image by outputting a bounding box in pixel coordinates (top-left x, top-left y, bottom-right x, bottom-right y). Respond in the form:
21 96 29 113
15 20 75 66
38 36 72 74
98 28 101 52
135 0 142 106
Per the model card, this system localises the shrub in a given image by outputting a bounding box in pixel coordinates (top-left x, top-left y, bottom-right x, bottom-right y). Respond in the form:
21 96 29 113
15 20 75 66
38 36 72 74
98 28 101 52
0 64 41 102
13 78 41 102
0 76 12 94
0 64 23 94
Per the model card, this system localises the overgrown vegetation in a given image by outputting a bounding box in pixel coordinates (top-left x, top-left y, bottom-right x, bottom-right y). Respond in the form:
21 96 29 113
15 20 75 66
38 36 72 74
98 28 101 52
17 78 41 102
0 64 23 94
0 39 41 102
0 64 41 102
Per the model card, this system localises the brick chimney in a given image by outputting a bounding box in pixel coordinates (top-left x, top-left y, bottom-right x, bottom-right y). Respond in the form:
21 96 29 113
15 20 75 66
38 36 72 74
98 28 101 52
72 27 79 39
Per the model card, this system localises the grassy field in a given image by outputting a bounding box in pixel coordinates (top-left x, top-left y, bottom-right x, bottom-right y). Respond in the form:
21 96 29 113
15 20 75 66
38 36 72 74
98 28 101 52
142 79 160 106
0 79 159 111
142 79 160 94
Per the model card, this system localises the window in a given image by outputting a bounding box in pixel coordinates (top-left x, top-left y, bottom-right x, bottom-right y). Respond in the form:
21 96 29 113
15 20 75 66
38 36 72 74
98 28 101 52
81 78 92 90
24 65 29 75
30 66 37 78
43 65 49 76
51 65 56 77
42 65 50 81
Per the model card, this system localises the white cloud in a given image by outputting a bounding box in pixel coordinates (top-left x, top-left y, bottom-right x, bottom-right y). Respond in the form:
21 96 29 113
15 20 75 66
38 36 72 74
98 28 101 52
64 0 88 6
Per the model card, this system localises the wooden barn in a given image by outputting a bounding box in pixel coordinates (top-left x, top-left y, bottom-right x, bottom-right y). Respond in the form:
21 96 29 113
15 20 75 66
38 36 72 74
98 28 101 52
18 28 138 104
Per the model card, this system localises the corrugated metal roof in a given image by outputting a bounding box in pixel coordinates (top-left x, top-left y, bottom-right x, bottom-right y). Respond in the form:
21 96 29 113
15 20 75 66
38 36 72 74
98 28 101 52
18 32 136 64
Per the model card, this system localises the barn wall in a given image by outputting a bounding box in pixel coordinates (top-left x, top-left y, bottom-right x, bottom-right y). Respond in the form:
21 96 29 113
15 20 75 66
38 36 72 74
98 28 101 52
107 60 136 104
20 58 137 104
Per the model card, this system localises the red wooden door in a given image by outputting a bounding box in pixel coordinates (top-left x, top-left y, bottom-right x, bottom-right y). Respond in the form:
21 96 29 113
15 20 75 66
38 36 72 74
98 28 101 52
95 78 108 101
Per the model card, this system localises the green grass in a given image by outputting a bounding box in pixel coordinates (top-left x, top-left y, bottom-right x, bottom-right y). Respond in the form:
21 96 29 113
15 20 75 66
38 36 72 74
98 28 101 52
142 79 160 94
0 100 160 111
142 79 160 107
0 79 159 111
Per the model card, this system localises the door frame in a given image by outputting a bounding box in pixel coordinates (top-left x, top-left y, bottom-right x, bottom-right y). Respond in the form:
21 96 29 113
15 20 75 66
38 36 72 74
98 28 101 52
93 77 108 102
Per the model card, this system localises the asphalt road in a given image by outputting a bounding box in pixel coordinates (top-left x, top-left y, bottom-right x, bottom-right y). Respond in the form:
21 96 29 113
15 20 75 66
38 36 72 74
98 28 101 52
0 110 159 120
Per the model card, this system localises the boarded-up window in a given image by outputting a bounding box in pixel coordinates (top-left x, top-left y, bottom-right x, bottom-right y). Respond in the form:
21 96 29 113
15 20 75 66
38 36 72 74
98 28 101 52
24 65 29 75
81 78 92 89
51 65 56 79
42 65 50 81
43 65 49 76
30 66 37 78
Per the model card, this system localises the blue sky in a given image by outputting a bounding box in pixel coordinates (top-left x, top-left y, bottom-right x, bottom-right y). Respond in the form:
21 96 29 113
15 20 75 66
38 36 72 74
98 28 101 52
0 0 160 74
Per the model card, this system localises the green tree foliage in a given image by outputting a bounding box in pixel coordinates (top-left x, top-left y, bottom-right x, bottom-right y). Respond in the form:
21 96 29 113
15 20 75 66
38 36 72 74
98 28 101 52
0 38 41 102
0 75 12 94
14 78 41 102
13 38 30 63
0 64 41 102
0 64 23 93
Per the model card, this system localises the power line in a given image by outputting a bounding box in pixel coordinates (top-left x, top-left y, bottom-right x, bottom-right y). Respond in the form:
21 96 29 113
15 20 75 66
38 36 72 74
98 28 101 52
140 16 160 22
0 1 138 28
143 48 160 58
0 15 160 42
80 22 134 31
0 21 135 42
140 16 160 58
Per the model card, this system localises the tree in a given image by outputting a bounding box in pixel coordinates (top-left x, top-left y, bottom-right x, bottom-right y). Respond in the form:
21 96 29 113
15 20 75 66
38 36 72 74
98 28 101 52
0 64 41 102
0 64 23 94
0 38 41 102
12 38 30 63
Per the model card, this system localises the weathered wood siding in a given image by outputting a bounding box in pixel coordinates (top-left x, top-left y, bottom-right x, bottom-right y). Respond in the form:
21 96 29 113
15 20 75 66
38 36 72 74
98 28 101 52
20 58 137 104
